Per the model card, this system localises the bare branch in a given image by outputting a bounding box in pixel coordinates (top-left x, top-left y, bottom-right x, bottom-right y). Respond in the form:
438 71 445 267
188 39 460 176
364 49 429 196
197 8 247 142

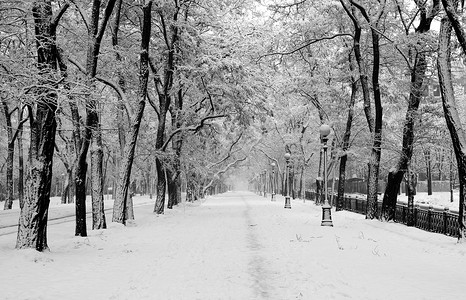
258 34 353 61
161 114 226 151
203 156 247 195
207 132 244 169
51 2 70 33
96 0 118 44
147 92 160 118
67 56 133 117
70 0 89 31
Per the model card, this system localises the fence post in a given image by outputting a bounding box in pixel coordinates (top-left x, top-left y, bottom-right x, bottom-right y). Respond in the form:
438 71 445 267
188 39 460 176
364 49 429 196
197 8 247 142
428 205 433 231
443 207 449 235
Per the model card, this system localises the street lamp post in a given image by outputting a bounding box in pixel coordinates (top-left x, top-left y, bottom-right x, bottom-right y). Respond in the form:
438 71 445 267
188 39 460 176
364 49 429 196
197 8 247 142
284 152 291 209
320 124 333 226
271 162 276 201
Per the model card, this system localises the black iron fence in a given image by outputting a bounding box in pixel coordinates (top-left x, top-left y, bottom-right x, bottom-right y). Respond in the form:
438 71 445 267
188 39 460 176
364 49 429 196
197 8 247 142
305 191 460 238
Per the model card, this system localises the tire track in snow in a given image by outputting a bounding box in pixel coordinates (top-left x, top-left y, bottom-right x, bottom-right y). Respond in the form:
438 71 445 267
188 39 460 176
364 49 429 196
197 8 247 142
242 195 273 299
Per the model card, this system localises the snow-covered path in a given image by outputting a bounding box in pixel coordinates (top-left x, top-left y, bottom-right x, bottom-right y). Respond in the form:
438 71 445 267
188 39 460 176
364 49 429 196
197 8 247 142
1 191 465 299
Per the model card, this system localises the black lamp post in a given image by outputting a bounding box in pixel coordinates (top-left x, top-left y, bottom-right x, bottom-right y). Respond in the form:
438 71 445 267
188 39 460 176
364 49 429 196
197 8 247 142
271 162 276 201
284 152 291 209
320 124 333 226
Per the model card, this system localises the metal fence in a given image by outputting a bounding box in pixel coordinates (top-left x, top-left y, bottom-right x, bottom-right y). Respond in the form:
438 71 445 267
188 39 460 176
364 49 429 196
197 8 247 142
305 191 460 238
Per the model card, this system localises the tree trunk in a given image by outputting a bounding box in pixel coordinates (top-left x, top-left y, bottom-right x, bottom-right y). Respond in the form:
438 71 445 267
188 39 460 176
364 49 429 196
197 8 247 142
438 12 466 241
167 87 183 208
167 168 179 209
16 0 68 251
380 52 427 220
91 128 106 230
336 52 357 211
380 0 438 221
112 1 151 224
366 27 383 220
74 0 117 236
425 149 433 195
17 106 24 209
442 0 466 55
340 0 373 133
450 147 454 203
154 157 166 213
61 171 71 204
74 151 88 237
2 100 14 210
406 165 415 227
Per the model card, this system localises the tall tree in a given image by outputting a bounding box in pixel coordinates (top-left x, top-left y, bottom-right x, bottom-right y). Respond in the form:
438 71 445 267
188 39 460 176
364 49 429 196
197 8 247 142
73 0 117 235
16 0 69 251
151 0 181 214
113 0 153 224
336 52 357 211
438 0 466 241
350 0 386 219
381 0 440 221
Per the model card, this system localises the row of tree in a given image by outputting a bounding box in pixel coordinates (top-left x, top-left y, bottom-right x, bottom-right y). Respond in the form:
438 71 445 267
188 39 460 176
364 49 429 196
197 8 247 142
1 0 466 251
1 0 265 251
245 0 466 241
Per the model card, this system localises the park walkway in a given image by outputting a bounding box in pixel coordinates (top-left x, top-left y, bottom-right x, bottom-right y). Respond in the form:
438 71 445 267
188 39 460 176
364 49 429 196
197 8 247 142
0 191 464 299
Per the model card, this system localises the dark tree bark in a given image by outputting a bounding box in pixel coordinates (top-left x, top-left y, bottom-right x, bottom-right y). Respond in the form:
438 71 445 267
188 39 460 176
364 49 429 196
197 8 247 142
154 157 167 213
113 0 152 224
406 165 416 226
350 0 384 219
17 105 25 209
380 0 439 221
340 0 373 133
437 9 466 241
2 100 14 210
425 149 433 195
167 89 183 209
109 0 134 221
450 147 455 203
336 53 357 211
442 0 466 54
74 0 117 236
16 0 69 251
151 2 180 214
91 130 106 229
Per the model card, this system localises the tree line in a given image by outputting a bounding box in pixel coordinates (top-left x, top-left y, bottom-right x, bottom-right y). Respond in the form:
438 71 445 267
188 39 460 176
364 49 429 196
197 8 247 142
1 0 466 251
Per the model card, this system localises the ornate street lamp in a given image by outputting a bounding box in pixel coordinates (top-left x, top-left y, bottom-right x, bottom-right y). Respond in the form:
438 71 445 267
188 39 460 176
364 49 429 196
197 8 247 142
320 124 333 226
284 152 291 209
271 162 276 201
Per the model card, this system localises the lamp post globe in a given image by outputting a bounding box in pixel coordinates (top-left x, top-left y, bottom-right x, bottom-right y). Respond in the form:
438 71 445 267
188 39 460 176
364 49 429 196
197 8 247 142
284 153 291 209
319 124 331 139
319 124 333 226
271 162 276 201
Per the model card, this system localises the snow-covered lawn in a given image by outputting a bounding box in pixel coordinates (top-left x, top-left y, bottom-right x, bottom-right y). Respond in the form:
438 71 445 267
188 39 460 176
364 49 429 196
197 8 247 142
0 191 464 299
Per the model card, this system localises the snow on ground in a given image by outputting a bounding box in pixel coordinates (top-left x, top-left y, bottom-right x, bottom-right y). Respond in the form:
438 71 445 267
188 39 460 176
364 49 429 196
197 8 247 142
0 191 465 300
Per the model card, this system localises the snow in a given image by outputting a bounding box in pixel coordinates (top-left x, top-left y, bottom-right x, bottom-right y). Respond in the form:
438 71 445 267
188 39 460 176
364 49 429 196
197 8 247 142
1 191 465 299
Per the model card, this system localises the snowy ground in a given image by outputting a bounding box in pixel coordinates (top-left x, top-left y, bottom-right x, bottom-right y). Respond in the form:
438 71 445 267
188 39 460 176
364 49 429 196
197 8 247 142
0 191 465 300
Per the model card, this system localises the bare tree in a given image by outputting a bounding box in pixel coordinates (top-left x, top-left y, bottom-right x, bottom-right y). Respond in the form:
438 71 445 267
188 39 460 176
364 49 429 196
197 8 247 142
113 0 153 224
437 1 466 241
16 0 70 251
